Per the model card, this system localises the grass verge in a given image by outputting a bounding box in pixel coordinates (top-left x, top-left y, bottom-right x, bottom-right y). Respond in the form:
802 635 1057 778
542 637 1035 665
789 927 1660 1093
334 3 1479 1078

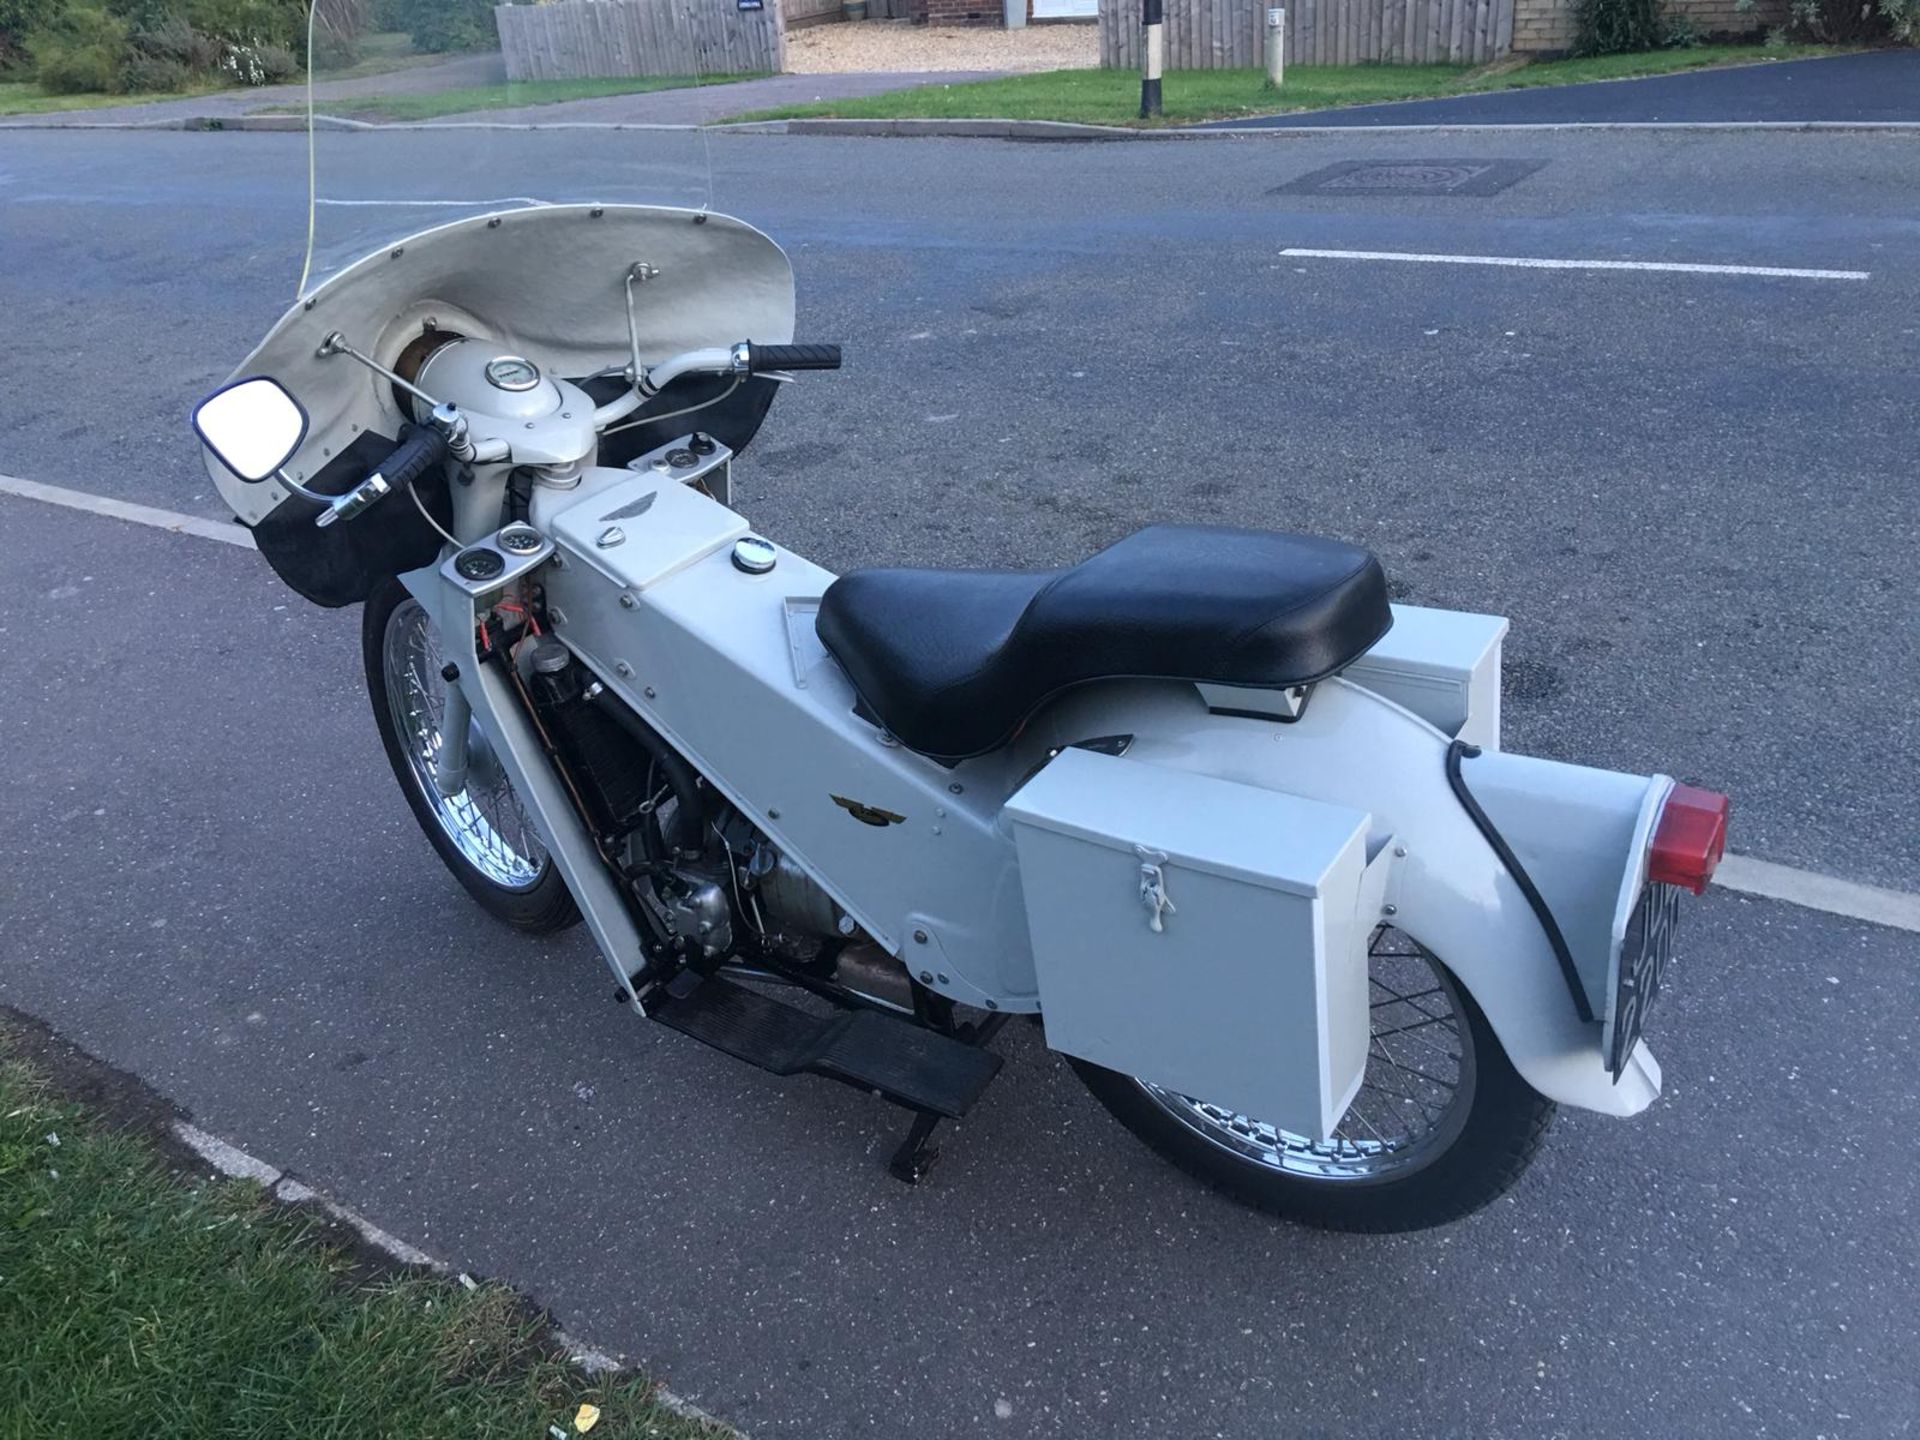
316 72 770 121
0 78 225 115
0 36 452 117
0 1014 726 1439
725 44 1844 126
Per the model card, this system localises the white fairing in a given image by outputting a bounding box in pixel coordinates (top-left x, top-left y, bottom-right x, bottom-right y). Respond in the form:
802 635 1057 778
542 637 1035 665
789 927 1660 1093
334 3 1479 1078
201 205 795 525
529 463 1663 1121
1042 681 1666 1117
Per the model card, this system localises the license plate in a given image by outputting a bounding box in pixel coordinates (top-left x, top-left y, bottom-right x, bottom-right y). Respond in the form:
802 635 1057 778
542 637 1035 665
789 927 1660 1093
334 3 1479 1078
1608 882 1680 1079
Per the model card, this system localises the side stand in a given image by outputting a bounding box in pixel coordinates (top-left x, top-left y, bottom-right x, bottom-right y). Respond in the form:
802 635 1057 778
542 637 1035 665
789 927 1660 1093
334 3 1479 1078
888 1110 944 1184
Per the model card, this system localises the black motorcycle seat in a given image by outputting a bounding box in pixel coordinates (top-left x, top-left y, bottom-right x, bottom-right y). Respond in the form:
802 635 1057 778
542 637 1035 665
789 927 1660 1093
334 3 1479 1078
814 524 1392 761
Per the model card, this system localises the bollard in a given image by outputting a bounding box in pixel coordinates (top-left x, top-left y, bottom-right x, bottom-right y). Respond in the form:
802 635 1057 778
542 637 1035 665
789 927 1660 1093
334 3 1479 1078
1141 0 1165 118
1265 6 1286 90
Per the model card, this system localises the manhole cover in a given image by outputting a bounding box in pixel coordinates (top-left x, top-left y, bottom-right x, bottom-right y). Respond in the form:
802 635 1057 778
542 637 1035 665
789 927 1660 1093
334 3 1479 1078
1272 159 1546 197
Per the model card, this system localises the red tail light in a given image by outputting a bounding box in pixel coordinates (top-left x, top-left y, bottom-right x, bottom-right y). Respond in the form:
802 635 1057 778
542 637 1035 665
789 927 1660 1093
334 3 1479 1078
1647 783 1730 895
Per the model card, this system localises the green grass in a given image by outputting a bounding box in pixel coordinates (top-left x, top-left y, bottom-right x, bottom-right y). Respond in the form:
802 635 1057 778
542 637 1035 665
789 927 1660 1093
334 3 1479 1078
726 44 1843 126
0 1050 725 1439
325 71 770 121
0 78 225 115
0 36 452 116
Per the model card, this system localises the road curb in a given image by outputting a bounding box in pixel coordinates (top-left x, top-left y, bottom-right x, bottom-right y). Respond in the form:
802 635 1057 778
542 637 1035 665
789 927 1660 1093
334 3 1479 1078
169 1117 746 1433
7 112 1920 137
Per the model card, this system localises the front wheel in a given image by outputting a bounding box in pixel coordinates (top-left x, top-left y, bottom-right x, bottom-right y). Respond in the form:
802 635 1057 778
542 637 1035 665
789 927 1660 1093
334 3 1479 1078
363 578 580 934
1071 927 1554 1233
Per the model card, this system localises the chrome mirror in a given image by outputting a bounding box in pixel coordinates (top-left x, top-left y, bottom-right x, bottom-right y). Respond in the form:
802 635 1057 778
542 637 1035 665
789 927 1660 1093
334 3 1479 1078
192 376 308 483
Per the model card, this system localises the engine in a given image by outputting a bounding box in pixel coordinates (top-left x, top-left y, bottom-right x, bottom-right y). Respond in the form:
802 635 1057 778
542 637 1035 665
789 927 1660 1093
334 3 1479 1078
521 635 850 966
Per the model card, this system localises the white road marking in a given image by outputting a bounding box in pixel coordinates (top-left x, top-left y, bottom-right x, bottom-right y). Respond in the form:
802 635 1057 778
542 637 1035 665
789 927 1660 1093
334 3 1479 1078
1714 854 1920 935
174 1121 283 1185
313 196 547 208
0 471 256 549
2 471 1915 937
1280 248 1871 282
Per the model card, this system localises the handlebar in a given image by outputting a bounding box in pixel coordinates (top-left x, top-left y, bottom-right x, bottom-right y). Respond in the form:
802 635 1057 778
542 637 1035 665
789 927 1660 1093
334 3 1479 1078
737 342 843 374
591 340 845 430
378 424 450 490
313 423 449 529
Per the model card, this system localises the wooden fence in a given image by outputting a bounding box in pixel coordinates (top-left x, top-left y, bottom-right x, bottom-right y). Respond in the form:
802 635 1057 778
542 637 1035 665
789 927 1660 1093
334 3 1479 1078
495 0 785 82
1098 0 1512 68
784 0 843 25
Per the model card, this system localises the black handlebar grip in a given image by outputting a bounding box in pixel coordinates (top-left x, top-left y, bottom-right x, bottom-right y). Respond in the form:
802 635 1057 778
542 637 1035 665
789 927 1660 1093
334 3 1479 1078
374 424 450 491
747 343 842 374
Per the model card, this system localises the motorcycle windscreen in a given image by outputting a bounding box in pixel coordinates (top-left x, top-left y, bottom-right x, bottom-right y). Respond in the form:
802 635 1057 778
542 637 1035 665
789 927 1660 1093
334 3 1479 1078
299 0 749 296
198 2 795 604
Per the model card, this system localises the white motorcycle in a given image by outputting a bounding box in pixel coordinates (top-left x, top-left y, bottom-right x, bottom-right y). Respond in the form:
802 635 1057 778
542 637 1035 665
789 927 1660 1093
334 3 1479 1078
191 91 1726 1233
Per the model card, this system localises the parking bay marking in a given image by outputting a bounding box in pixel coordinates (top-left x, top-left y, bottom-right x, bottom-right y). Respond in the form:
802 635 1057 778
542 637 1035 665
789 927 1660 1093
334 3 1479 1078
1280 248 1871 282
4 470 1914 935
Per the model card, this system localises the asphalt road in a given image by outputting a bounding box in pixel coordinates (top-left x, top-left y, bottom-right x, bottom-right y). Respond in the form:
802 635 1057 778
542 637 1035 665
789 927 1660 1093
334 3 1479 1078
2 126 1918 1438
1217 48 1920 127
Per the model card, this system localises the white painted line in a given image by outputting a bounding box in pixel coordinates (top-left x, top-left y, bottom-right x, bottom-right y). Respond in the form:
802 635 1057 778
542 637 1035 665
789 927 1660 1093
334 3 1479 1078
1280 248 1870 282
1715 854 1920 935
319 1199 443 1270
174 1121 283 1185
553 1329 627 1377
0 472 256 549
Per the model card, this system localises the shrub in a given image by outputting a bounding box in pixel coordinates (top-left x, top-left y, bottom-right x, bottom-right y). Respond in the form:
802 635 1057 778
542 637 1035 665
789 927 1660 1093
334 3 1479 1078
121 47 189 85
1785 0 1918 39
131 12 221 68
1660 10 1699 44
219 34 295 81
1572 0 1667 54
28 4 130 91
386 0 494 52
0 0 65 68
184 0 304 49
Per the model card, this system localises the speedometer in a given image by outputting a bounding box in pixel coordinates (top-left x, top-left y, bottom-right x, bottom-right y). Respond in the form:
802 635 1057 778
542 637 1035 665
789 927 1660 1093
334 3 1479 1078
483 356 541 392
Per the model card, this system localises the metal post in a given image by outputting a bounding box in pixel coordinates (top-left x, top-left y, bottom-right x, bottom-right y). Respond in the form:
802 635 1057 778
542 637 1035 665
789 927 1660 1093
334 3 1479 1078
1264 6 1286 89
1140 0 1164 119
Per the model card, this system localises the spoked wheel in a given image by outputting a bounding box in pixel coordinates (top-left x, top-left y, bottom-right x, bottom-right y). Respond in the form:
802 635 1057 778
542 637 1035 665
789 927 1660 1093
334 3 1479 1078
1071 926 1554 1232
363 578 579 934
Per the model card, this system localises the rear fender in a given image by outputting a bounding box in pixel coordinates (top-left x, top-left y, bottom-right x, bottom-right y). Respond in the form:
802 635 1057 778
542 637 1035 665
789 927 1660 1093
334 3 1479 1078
1035 678 1667 1116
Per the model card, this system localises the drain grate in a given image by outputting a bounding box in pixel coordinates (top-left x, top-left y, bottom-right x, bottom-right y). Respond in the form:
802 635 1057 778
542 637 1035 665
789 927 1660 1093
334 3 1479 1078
1273 159 1546 197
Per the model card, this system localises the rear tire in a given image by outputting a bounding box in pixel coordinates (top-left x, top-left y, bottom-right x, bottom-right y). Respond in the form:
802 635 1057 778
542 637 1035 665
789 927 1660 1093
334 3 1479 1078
363 578 580 935
1070 929 1554 1233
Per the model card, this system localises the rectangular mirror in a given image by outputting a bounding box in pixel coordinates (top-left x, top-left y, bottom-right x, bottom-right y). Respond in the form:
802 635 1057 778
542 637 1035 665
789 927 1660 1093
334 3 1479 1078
192 376 308 483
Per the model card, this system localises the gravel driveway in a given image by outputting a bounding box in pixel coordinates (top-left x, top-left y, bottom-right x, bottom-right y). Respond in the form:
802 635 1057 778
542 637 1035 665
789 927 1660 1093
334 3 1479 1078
786 17 1096 73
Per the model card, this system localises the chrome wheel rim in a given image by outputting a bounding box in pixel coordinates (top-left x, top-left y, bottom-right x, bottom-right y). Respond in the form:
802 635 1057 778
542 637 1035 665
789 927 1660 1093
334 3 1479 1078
382 598 548 891
1136 927 1475 1183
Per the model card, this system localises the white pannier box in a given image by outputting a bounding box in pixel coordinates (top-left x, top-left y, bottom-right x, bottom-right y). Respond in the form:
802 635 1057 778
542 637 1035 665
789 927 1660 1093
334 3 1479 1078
1345 603 1508 749
1005 748 1388 1141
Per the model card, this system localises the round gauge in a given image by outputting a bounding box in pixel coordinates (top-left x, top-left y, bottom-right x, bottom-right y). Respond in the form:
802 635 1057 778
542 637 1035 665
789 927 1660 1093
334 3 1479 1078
455 547 506 582
731 536 777 575
483 355 542 392
497 524 542 555
665 448 697 469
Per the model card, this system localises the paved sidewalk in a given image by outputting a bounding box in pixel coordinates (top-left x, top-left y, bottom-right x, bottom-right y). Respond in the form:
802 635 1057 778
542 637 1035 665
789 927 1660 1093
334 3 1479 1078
1212 48 1920 128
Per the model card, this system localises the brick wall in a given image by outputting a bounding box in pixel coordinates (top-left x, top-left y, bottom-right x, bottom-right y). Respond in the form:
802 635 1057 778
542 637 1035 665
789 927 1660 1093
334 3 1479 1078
1511 0 1788 52
910 0 1009 22
1669 0 1789 33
